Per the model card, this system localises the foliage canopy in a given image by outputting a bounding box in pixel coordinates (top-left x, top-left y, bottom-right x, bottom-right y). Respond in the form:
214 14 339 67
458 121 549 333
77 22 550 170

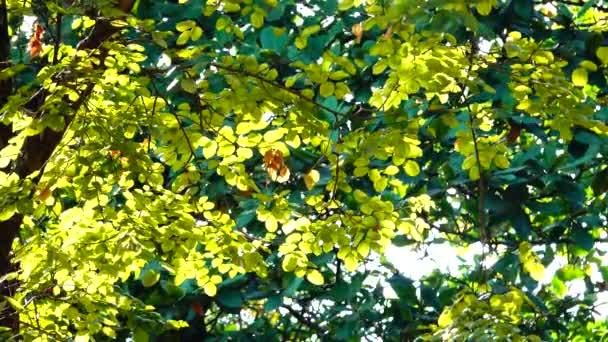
1 0 608 340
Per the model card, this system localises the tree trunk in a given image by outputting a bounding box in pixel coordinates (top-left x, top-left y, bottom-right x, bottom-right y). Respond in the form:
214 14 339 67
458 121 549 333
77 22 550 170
0 0 135 334
0 0 20 332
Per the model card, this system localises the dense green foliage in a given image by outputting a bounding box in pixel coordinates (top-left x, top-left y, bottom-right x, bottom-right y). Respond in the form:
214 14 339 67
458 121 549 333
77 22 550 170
1 0 608 340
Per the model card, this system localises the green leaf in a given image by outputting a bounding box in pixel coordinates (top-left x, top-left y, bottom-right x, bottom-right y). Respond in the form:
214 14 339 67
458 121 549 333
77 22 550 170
320 0 338 13
181 78 197 93
388 274 417 304
133 328 149 342
551 277 567 298
264 295 283 311
0 205 16 222
4 296 23 311
217 289 243 309
260 27 287 53
592 167 608 196
572 228 594 252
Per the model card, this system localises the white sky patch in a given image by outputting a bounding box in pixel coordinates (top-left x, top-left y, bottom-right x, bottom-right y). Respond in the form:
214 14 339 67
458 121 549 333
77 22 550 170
20 15 37 34
156 53 172 69
387 236 608 319
296 3 315 17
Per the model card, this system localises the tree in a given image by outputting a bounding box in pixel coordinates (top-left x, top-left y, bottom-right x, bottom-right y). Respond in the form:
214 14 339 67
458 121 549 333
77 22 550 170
1 0 608 340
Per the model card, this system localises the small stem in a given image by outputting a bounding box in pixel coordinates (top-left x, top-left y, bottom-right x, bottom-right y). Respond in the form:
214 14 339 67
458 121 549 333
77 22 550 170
52 14 62 65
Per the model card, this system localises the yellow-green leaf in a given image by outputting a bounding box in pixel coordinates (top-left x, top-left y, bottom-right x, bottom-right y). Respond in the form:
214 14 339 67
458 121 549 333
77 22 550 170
306 269 324 285
236 147 253 159
494 154 509 169
74 332 90 342
202 140 218 159
203 282 217 296
383 165 399 176
404 160 420 177
176 31 191 45
304 169 320 190
251 11 264 28
319 81 335 97
572 67 588 87
263 129 285 143
176 20 196 32
191 27 203 41
265 215 278 232
597 46 608 65
357 242 370 258
141 270 160 288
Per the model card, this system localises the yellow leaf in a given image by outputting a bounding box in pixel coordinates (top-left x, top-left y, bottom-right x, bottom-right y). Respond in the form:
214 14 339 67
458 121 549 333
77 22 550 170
596 46 608 65
304 169 320 190
265 215 278 232
437 310 453 328
580 60 597 71
191 27 203 41
404 160 420 177
176 20 196 32
344 255 358 272
383 165 399 176
74 332 90 342
282 254 297 272
306 269 324 285
373 177 388 192
202 139 218 159
477 0 495 15
203 282 217 296
368 169 381 182
357 242 370 258
176 31 190 45
572 67 588 87
236 147 253 159
263 129 285 143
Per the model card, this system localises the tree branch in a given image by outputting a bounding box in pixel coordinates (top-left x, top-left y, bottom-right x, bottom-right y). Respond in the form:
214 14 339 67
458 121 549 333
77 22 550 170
0 0 137 334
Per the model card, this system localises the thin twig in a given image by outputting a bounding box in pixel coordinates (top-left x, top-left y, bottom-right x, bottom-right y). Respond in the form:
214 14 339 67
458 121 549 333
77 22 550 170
52 14 62 65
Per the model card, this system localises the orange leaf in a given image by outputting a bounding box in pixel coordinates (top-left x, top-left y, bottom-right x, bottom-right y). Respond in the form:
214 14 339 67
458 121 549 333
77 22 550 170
384 25 393 40
264 149 290 183
36 186 51 201
268 165 290 183
352 23 363 44
192 302 204 316
506 123 522 144
28 22 45 58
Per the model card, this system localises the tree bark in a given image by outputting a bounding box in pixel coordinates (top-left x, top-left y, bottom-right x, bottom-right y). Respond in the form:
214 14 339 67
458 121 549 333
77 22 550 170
0 0 135 333
0 0 19 332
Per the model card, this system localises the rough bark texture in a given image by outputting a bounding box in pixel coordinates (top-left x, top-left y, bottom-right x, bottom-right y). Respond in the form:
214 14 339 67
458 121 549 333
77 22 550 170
0 0 135 333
